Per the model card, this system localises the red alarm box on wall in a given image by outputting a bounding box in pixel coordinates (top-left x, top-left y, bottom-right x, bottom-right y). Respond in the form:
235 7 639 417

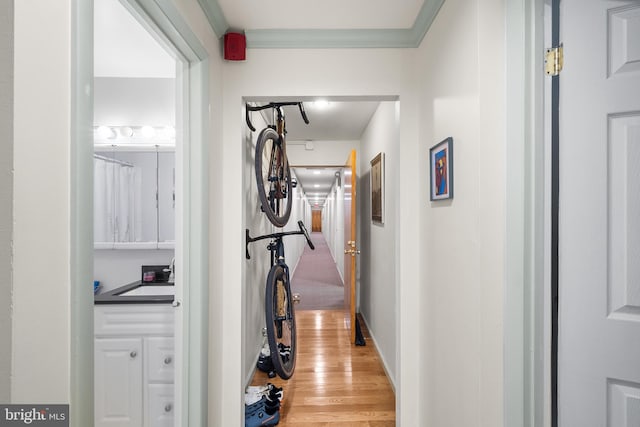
224 32 246 61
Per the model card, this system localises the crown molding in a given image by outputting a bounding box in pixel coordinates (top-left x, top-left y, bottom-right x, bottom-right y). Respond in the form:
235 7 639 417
197 0 445 49
197 0 229 39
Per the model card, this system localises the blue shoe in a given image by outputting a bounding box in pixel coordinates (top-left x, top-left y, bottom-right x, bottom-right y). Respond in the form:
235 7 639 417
245 404 279 427
245 396 280 416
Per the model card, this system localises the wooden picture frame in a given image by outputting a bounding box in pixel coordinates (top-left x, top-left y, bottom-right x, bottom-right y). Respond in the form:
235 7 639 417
429 137 453 201
370 152 384 223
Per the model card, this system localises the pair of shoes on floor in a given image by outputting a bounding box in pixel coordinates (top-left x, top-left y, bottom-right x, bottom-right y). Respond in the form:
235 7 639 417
245 402 279 427
245 384 283 427
245 383 283 405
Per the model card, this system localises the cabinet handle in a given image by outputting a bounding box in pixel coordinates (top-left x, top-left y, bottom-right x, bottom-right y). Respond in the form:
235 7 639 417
164 404 172 412
130 351 137 358
164 356 172 365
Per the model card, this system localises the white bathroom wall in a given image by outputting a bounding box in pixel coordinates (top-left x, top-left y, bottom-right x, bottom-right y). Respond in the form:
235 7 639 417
414 0 506 425
94 249 175 291
0 0 13 403
358 101 399 385
94 77 175 126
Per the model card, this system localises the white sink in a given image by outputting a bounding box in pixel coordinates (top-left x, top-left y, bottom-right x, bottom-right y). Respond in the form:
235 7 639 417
119 285 175 296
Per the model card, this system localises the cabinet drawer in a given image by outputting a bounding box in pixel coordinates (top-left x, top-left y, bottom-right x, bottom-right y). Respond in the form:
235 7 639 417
146 383 174 427
146 337 175 383
95 305 174 336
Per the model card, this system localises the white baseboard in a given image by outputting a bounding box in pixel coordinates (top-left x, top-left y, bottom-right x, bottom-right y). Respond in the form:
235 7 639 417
359 312 396 393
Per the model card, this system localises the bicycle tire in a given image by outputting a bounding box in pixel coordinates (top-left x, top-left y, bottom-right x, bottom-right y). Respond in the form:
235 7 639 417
264 264 297 379
255 127 293 228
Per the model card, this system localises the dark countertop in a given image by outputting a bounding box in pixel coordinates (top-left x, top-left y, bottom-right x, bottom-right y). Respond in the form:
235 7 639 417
94 280 175 304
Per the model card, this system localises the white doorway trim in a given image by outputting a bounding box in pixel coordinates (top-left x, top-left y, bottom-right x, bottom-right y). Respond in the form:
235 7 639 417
70 1 209 426
504 0 548 426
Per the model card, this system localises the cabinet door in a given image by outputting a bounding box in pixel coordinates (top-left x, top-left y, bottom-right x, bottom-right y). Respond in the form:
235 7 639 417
157 151 175 244
146 384 174 427
95 338 143 427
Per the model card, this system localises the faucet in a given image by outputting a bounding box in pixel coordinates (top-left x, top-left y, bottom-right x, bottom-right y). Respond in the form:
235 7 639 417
164 257 175 283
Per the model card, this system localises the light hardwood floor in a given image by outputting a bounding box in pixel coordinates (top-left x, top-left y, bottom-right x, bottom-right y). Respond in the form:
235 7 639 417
249 310 396 426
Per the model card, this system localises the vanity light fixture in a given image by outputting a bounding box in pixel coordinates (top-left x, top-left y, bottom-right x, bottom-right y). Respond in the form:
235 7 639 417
96 125 116 139
119 126 134 138
140 126 156 138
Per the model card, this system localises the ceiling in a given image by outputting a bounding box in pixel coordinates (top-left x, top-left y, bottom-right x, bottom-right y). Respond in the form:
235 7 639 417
94 0 176 78
199 0 444 48
293 167 343 210
94 0 413 208
217 0 424 30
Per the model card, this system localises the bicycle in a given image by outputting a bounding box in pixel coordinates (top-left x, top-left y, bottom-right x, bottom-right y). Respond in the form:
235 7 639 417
246 102 309 228
245 220 315 379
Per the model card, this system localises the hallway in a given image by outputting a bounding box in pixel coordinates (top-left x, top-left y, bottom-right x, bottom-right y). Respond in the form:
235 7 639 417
291 232 344 311
249 310 396 426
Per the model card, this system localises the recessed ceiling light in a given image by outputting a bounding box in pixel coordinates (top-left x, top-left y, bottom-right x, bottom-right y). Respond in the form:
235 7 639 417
313 170 321 175
314 184 320 188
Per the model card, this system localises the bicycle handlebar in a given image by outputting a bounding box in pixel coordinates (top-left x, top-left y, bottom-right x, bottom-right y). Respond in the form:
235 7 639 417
297 220 315 250
245 220 315 259
245 102 309 132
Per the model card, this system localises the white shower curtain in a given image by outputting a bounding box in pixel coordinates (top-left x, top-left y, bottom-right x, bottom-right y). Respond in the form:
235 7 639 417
94 156 141 243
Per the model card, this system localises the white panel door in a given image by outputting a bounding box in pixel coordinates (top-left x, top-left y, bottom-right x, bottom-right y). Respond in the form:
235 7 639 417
559 1 640 426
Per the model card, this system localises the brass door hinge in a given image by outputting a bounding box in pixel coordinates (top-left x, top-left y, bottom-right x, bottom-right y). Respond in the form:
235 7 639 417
545 45 563 76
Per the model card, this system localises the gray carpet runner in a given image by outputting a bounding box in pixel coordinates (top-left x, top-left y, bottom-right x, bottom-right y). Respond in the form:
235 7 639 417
291 232 344 310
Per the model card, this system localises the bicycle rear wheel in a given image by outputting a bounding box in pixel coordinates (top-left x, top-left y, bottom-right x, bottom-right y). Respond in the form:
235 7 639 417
255 127 293 228
264 264 296 379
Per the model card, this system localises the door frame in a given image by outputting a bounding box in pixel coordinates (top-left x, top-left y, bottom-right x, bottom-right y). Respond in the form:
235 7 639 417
70 1 209 425
504 0 550 426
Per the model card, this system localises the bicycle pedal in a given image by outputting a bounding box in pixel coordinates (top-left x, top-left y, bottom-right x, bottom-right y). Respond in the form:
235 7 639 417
292 293 301 304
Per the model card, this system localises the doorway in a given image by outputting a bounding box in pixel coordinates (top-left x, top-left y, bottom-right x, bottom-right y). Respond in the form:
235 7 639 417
71 0 209 425
93 1 180 425
242 98 399 419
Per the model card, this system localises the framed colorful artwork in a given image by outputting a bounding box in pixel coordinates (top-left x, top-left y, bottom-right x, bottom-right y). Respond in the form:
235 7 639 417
429 137 453 201
370 152 384 223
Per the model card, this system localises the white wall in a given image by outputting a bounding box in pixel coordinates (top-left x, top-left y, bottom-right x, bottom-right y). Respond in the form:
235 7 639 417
93 77 175 126
0 0 13 403
287 139 359 166
94 249 174 291
12 0 72 401
358 101 399 385
414 0 506 425
323 178 345 281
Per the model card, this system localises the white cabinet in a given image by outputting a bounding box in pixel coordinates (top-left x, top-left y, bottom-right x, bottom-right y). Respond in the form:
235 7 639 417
95 338 143 427
95 305 174 427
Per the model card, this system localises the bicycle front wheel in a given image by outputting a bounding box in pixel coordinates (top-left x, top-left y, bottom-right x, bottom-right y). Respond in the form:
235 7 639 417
265 264 297 379
255 127 293 228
